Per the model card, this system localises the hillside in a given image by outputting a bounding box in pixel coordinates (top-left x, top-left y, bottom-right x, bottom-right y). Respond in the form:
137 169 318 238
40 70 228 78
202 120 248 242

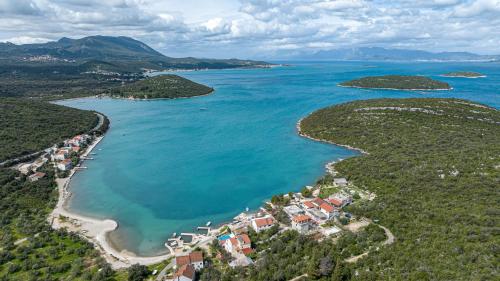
0 36 271 73
107 74 213 99
339 75 451 90
0 98 98 162
299 98 499 280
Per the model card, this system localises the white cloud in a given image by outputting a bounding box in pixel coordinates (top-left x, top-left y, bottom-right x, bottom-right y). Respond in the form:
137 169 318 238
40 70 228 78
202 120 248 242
0 0 498 58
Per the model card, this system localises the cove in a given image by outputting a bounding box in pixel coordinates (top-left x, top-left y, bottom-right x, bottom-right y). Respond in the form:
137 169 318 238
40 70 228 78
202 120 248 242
58 61 500 255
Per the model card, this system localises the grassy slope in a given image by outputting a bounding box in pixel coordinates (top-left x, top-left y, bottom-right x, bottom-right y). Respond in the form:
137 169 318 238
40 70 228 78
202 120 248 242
0 98 98 162
340 75 451 90
108 74 213 99
300 98 499 280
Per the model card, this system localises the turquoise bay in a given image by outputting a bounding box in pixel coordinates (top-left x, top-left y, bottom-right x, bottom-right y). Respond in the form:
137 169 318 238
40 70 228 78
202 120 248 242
58 61 500 256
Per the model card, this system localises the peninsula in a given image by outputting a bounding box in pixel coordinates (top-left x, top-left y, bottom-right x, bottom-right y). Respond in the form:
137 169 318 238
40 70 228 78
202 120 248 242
298 98 499 280
339 75 451 90
441 71 486 78
107 74 214 99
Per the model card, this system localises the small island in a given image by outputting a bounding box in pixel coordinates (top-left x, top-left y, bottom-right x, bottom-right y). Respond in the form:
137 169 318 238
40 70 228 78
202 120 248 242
339 75 451 90
107 74 214 99
441 71 486 78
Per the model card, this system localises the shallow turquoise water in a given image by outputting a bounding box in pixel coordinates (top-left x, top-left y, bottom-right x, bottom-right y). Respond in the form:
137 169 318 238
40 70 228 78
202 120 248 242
58 61 500 255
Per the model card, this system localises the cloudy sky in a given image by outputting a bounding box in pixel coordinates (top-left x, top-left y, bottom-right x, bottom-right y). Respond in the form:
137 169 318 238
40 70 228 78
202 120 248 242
0 0 499 59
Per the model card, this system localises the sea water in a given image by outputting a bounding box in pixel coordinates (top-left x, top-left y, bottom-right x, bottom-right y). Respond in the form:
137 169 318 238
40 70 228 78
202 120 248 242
58 61 500 255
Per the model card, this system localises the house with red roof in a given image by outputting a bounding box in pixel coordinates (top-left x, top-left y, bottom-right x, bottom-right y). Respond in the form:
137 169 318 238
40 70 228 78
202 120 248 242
292 214 314 234
251 216 275 233
319 202 338 219
302 201 315 209
28 172 46 182
173 264 195 281
175 251 204 271
223 234 252 256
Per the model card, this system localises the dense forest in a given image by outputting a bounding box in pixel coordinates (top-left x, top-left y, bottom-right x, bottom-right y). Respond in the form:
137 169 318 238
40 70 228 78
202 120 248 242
0 98 98 163
339 75 451 90
108 74 214 99
0 166 116 281
299 98 499 280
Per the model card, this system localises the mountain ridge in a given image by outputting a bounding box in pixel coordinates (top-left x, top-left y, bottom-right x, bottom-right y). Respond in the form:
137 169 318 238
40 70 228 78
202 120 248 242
287 47 499 62
0 35 271 72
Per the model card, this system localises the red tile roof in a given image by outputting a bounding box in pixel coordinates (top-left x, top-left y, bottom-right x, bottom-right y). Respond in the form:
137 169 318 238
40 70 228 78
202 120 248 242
238 234 251 244
229 237 238 247
303 201 315 208
254 217 274 227
176 251 203 267
175 256 191 267
174 264 195 280
312 198 326 206
189 251 203 263
293 214 312 223
320 202 335 213
241 248 253 256
328 198 343 207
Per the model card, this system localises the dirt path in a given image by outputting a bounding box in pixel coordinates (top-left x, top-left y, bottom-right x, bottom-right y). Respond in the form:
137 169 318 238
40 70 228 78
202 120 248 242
288 274 308 281
345 223 395 263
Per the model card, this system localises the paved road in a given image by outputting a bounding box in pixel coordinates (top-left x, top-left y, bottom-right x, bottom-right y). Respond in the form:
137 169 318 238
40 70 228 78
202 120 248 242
155 259 175 281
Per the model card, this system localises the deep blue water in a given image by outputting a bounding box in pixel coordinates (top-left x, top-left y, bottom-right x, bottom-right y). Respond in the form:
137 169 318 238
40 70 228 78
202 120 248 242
58 61 500 255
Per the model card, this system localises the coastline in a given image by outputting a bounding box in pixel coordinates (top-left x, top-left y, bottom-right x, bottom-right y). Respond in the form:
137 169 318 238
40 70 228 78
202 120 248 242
440 75 487 78
337 84 452 91
296 117 369 155
109 88 215 101
48 134 172 269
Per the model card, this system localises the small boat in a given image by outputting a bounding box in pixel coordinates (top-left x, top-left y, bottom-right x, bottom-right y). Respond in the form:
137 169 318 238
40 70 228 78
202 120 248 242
206 221 211 227
199 107 208 111
172 232 176 237
245 207 249 212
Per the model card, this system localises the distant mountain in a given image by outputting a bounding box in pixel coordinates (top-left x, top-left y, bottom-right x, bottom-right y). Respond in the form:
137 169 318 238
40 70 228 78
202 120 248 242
293 47 499 62
0 36 271 72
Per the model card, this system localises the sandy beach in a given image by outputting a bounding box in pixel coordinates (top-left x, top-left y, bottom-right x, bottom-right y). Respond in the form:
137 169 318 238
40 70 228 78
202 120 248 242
48 136 172 269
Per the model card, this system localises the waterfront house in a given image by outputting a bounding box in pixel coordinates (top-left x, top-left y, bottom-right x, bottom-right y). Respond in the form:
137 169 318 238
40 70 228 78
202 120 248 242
28 172 46 182
334 178 348 187
251 217 275 233
175 251 204 271
173 264 195 281
223 234 252 255
57 159 72 171
53 150 68 161
292 214 313 234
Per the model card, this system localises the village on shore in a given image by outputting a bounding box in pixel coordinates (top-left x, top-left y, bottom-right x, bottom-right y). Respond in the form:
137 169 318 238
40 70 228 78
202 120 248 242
10 125 383 281
161 160 378 281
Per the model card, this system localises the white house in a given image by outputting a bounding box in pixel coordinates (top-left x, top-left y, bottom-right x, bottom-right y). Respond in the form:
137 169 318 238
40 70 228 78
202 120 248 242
223 234 252 256
292 214 313 234
319 202 338 219
251 217 275 233
57 159 72 171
